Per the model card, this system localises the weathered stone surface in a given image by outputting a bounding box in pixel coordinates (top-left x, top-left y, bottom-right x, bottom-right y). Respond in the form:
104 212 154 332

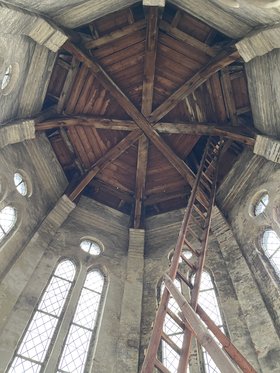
116 229 145 373
246 49 280 138
0 120 35 148
236 23 280 62
254 134 280 163
212 207 280 372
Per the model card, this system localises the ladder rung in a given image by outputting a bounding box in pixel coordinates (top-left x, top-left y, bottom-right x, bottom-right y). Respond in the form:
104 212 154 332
187 226 202 243
177 270 193 289
181 253 197 271
155 358 171 373
184 238 201 256
202 171 212 183
166 308 185 330
193 204 207 219
162 332 182 355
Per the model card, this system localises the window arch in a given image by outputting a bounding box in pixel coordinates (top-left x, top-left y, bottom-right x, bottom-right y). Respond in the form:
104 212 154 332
261 229 280 277
57 269 105 373
0 206 17 243
198 271 225 373
8 260 76 372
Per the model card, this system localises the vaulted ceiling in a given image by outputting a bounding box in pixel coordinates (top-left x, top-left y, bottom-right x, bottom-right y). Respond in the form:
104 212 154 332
36 2 254 228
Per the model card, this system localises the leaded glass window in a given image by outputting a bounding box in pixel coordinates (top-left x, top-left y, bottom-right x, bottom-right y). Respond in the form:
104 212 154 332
8 260 76 373
161 279 184 373
80 240 102 256
0 206 17 242
57 270 104 373
198 271 225 373
14 173 28 196
261 229 280 277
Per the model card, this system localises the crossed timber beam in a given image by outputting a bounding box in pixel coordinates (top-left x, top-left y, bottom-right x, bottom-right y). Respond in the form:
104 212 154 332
36 118 256 146
63 39 239 202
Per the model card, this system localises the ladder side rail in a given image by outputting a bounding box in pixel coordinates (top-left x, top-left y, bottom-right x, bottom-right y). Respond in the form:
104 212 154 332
164 275 240 373
196 305 257 373
140 138 212 373
177 139 223 373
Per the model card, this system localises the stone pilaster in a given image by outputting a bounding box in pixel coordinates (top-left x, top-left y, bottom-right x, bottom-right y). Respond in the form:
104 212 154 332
0 120 35 149
253 134 280 164
116 228 145 373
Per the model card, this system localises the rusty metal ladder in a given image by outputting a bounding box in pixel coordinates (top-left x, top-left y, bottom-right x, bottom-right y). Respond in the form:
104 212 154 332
140 137 257 373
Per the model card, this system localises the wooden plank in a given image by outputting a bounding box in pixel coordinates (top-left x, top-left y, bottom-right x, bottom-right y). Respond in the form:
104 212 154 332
149 47 240 123
91 178 134 203
197 305 257 373
159 20 218 57
84 20 146 49
134 6 159 228
36 117 256 145
57 57 79 113
164 275 240 373
221 68 238 126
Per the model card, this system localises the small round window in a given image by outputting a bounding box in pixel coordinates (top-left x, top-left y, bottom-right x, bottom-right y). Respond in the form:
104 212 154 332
14 172 27 196
254 192 269 216
80 239 102 256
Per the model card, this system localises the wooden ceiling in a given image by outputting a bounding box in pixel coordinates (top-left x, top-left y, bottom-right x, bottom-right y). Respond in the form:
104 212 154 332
38 2 253 228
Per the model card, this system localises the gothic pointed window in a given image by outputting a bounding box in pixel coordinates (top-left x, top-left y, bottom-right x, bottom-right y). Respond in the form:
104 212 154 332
8 260 76 373
261 229 280 277
57 270 105 373
198 271 225 373
0 206 17 243
161 279 184 373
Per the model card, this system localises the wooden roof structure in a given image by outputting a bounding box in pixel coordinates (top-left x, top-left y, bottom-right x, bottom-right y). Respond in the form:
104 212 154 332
37 2 254 228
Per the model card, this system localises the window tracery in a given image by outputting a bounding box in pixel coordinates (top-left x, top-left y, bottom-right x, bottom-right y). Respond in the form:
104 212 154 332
8 260 106 373
8 260 76 372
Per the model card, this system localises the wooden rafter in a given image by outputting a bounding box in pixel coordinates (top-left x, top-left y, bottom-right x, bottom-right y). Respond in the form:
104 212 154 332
36 118 256 146
63 40 197 198
149 47 240 123
62 36 239 201
134 6 159 228
159 20 219 57
84 20 146 49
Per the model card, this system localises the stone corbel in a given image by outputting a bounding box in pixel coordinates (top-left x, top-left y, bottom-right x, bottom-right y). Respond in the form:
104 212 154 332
0 4 68 52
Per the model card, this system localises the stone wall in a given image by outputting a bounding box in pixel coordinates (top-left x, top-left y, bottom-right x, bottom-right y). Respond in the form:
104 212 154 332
0 134 67 277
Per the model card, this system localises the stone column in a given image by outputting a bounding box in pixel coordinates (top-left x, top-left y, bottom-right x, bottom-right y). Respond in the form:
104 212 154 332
116 229 145 373
0 120 35 149
212 206 280 373
253 134 280 164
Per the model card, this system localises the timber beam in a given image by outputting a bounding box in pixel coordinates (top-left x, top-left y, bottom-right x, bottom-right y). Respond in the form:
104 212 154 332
36 117 256 146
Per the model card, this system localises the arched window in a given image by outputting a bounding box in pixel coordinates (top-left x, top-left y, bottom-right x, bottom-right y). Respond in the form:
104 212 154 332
0 206 17 243
161 279 184 373
8 260 76 372
7 263 106 373
261 229 280 277
198 271 225 373
57 270 105 373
